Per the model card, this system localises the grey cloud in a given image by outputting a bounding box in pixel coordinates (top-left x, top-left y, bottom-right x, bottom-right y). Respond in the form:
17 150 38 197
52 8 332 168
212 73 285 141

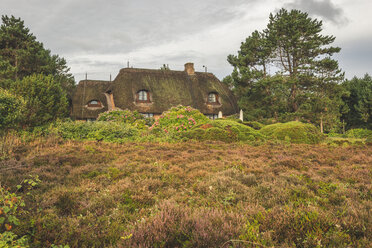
284 0 348 25
1 0 249 55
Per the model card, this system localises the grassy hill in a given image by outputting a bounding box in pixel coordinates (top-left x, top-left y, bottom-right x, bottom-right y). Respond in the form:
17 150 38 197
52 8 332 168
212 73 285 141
0 138 371 247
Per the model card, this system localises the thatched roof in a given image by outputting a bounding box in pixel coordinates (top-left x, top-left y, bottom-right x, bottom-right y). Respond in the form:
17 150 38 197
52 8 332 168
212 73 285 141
71 80 111 119
71 64 238 119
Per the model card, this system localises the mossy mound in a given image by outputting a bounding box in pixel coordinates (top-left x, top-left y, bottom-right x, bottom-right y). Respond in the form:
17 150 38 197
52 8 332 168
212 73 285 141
182 119 265 143
243 121 265 130
260 121 323 144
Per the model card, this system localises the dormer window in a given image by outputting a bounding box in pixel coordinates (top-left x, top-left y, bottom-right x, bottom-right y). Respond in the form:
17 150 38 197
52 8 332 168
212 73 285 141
137 90 150 102
208 93 218 103
87 100 102 107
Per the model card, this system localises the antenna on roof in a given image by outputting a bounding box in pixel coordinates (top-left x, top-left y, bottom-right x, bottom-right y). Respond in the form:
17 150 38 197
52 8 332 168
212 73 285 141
203 65 207 73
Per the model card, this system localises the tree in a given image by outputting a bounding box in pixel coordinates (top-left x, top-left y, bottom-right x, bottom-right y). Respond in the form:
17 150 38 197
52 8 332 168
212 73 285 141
10 74 68 127
228 8 344 131
341 74 372 129
0 15 75 99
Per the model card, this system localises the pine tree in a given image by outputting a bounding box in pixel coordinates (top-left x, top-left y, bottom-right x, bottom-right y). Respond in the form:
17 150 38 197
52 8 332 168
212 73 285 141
228 8 344 131
0 15 75 98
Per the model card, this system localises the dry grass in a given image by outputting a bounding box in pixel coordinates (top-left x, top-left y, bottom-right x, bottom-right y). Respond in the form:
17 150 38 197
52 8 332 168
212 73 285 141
0 138 371 247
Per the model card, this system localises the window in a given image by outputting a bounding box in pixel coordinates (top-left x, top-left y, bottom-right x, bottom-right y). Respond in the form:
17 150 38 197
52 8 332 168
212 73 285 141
206 114 218 120
138 90 148 101
87 100 102 107
208 93 218 103
141 113 154 118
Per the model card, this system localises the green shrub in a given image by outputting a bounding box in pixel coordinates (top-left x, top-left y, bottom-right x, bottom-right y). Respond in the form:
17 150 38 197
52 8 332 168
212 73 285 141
0 185 29 247
52 120 139 142
260 121 324 144
209 119 265 142
345 128 372 139
204 127 236 142
10 74 68 127
98 109 153 129
0 88 25 133
243 121 265 130
149 106 209 136
181 119 265 143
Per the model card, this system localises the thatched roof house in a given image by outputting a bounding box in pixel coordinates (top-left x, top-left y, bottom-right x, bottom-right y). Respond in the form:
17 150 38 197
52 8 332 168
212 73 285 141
71 63 238 120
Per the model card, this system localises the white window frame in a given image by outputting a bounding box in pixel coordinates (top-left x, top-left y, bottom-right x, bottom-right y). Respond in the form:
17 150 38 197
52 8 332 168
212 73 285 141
138 90 148 101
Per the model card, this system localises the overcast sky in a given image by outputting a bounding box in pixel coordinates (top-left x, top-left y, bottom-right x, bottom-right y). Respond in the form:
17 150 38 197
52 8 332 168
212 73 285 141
1 0 371 82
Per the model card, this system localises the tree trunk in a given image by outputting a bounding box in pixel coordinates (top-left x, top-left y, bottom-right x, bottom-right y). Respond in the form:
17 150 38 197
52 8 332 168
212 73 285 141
320 114 324 133
290 84 298 112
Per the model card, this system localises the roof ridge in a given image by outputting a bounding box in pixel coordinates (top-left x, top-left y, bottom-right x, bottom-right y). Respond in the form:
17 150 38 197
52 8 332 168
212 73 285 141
119 67 215 76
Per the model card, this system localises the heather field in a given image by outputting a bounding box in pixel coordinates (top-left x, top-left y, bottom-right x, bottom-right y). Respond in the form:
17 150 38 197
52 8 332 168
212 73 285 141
0 138 371 247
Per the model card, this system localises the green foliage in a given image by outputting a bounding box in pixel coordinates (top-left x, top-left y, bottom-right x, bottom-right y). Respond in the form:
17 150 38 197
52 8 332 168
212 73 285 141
260 121 324 144
0 185 28 248
227 8 344 127
53 120 139 142
182 119 265 143
341 74 372 129
0 15 75 98
97 109 153 129
10 74 68 127
149 105 209 136
243 121 264 130
345 128 372 139
0 88 24 133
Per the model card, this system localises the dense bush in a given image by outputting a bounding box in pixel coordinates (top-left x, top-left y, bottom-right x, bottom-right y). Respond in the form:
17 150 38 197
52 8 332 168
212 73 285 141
243 121 265 130
149 106 209 136
0 185 28 247
345 128 372 139
260 121 324 144
97 109 154 129
52 120 139 142
182 119 265 143
10 74 68 127
0 88 24 133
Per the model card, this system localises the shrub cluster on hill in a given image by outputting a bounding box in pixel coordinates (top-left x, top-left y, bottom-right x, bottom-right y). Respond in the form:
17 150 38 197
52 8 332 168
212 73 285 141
182 119 265 143
51 120 139 143
260 121 324 144
29 107 337 145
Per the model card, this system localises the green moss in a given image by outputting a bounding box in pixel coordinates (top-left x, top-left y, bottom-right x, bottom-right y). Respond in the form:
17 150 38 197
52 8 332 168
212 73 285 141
211 119 265 142
204 127 236 142
260 121 323 144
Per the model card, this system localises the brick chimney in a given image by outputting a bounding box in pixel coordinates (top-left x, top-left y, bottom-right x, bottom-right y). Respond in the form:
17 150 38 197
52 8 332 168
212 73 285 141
184 62 195 75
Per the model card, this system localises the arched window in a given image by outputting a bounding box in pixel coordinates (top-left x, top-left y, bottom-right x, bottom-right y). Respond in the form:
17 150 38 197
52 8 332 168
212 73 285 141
87 100 102 107
137 90 150 102
208 93 218 103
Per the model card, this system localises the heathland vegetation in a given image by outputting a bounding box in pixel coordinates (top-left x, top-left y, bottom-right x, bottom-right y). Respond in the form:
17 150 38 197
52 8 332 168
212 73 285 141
0 9 371 248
